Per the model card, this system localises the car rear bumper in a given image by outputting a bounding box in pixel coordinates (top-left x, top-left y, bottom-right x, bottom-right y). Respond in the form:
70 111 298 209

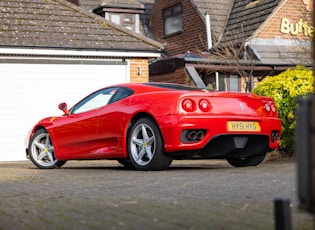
157 115 281 154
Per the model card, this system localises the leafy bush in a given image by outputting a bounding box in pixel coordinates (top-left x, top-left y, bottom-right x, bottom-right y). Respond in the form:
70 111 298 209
252 65 314 153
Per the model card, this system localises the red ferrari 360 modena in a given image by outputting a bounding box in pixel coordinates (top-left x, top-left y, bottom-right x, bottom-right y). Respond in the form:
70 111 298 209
25 82 281 170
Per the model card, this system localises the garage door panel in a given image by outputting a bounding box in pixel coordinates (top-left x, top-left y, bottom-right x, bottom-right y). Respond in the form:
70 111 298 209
0 61 128 161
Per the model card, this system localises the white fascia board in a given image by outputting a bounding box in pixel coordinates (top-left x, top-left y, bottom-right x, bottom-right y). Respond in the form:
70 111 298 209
0 48 161 58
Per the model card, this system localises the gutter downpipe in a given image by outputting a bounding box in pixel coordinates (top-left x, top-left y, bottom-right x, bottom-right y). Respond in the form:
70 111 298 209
206 12 219 90
205 12 212 50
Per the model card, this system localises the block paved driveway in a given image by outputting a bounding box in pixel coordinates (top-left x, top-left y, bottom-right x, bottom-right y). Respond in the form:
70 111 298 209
0 160 313 230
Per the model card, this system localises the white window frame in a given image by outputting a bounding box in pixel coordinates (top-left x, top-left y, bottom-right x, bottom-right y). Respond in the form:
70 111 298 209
108 13 137 33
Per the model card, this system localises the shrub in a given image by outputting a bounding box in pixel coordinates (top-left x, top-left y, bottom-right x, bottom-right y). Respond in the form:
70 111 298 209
252 65 314 153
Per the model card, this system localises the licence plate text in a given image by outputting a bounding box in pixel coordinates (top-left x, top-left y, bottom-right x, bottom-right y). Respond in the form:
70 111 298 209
227 121 261 132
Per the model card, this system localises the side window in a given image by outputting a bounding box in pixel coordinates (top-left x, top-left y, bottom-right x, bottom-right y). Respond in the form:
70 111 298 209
109 88 134 103
71 88 119 114
163 4 182 37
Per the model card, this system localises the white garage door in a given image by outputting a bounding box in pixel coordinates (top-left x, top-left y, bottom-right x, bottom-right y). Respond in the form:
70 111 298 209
0 59 129 161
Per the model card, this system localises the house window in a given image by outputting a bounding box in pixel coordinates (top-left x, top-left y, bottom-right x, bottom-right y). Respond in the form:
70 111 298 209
218 74 240 91
122 14 135 31
163 4 182 36
109 13 135 32
111 13 121 24
229 75 240 91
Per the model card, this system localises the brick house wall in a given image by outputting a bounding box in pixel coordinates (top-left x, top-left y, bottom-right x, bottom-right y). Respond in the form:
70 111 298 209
130 58 149 82
150 0 207 56
149 0 313 91
254 0 313 40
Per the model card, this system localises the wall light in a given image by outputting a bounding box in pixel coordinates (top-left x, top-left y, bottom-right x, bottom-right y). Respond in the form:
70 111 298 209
138 67 142 76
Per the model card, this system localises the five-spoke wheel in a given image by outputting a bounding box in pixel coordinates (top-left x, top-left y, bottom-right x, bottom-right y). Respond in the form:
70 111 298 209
128 118 173 171
29 129 66 169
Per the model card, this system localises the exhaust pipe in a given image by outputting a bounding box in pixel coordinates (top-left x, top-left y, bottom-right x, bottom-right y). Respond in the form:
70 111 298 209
186 131 197 140
186 130 205 141
271 131 280 143
196 131 205 140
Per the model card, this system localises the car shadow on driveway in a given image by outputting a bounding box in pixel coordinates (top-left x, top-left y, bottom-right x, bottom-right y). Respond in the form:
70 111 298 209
31 159 233 171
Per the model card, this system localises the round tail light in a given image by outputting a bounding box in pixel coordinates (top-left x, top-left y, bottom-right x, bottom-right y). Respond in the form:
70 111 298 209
182 99 196 112
264 102 271 112
199 99 211 112
270 103 277 113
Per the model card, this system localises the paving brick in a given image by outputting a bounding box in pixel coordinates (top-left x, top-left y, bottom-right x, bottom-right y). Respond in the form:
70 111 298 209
0 160 313 229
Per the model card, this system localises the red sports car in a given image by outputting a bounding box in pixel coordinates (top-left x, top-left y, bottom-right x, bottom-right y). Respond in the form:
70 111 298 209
25 82 281 170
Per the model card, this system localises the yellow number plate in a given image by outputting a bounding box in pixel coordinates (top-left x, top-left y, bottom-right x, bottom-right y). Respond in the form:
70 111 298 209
227 121 261 132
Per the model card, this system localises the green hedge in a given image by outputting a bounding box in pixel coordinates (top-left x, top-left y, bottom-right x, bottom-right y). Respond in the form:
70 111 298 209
252 65 314 153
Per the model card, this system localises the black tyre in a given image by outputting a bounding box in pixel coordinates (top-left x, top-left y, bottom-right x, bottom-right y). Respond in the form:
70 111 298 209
226 153 266 167
28 129 66 169
117 159 134 168
128 117 173 171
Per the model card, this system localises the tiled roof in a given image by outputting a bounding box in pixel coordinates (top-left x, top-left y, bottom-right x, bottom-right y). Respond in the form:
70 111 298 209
78 0 99 10
137 0 155 26
247 38 312 65
0 0 163 51
99 0 144 9
137 0 154 3
190 0 234 43
221 0 281 44
79 0 144 11
137 0 155 38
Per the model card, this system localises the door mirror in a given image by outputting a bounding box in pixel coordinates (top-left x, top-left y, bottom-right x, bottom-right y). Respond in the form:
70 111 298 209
58 102 70 115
